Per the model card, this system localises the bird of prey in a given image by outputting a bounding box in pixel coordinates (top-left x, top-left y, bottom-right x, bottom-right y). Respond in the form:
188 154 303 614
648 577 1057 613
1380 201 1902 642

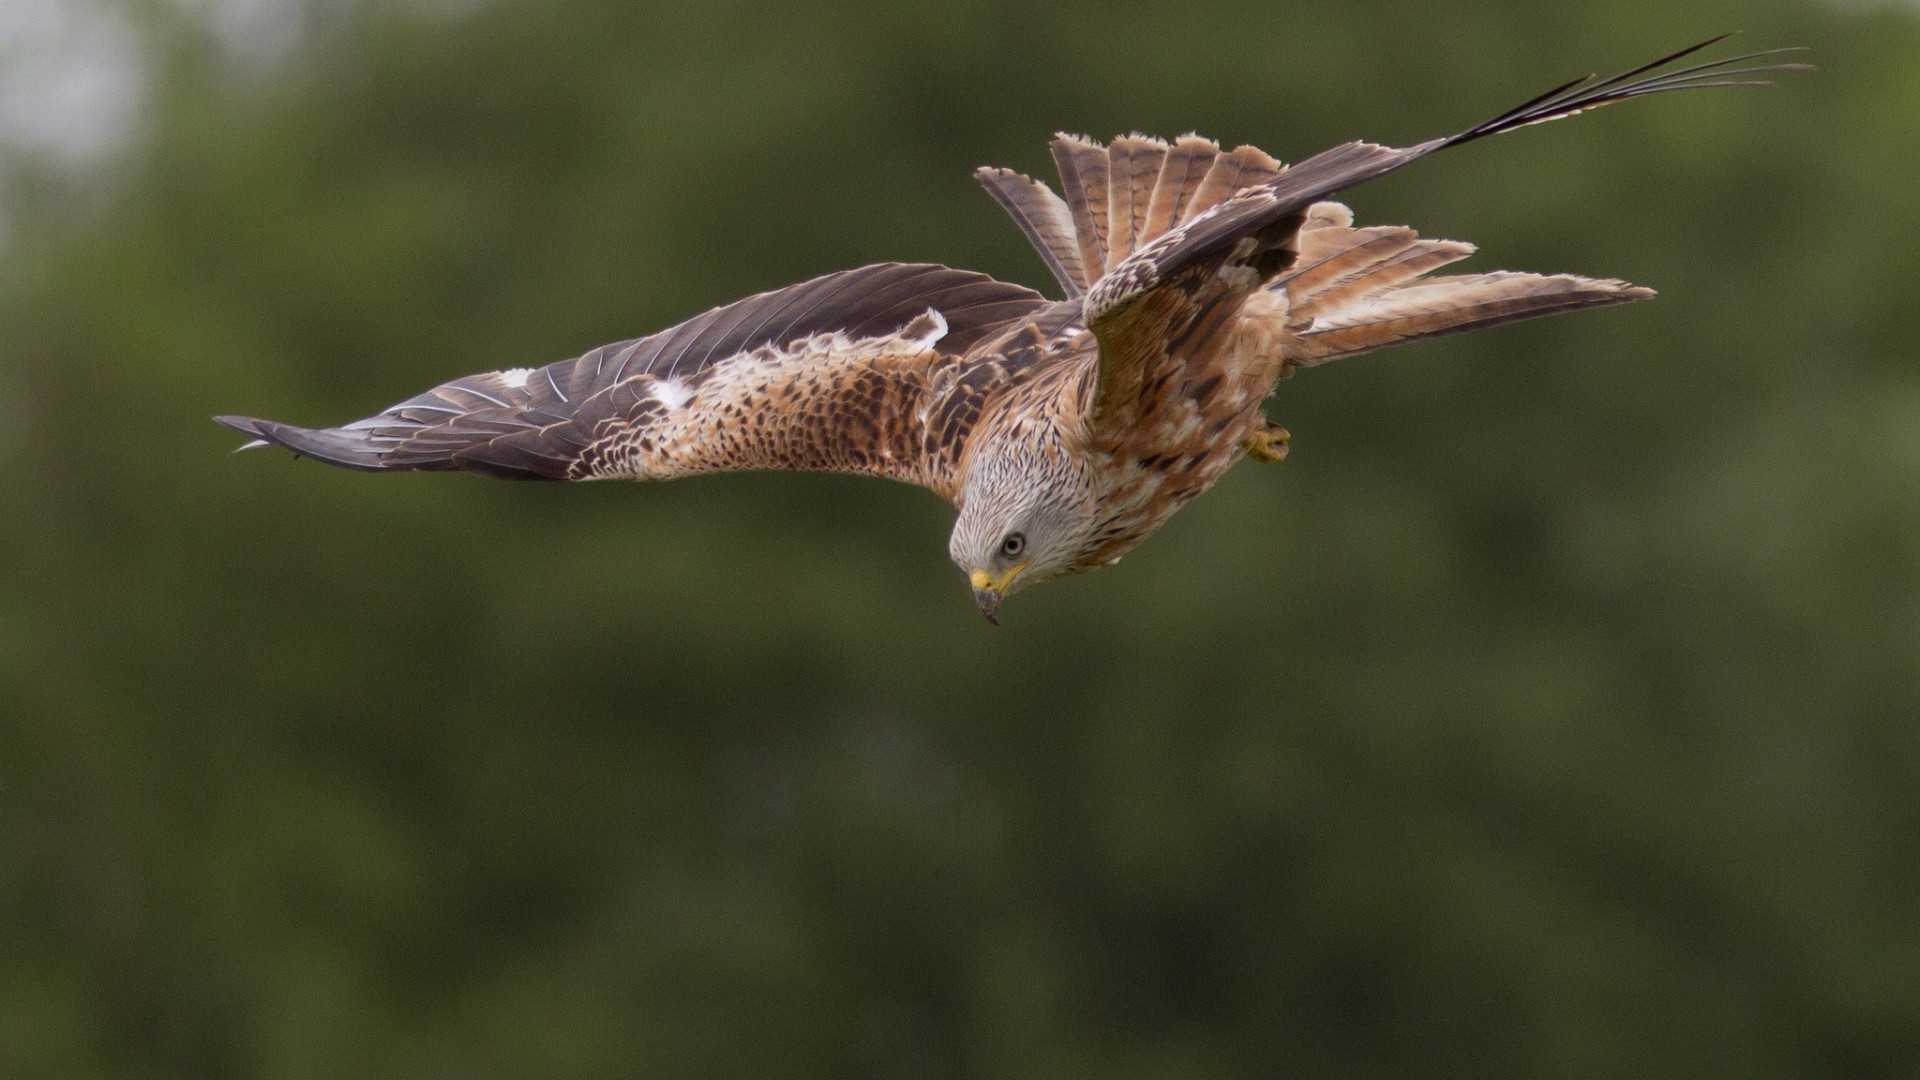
218 38 1801 623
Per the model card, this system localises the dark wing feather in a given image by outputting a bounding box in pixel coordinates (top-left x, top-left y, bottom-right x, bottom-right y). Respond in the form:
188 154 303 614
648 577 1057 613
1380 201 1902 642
1080 37 1805 436
218 263 1046 491
1089 38 1806 323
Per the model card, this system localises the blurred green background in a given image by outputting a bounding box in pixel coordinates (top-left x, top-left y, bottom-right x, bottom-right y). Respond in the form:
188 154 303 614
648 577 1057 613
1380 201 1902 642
2 0 1915 1077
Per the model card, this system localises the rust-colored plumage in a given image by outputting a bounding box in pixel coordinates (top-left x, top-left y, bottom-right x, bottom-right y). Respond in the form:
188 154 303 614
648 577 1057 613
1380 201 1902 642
217 38 1804 622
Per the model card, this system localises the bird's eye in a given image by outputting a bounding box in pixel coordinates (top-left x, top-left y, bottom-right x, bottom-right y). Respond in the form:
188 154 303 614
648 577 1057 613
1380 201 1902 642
1000 532 1026 558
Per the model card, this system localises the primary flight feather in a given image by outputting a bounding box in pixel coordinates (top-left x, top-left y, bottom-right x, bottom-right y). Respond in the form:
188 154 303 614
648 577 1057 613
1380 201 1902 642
217 37 1803 623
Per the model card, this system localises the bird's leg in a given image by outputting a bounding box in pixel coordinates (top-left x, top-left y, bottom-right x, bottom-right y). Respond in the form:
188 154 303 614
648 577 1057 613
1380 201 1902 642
1241 418 1290 463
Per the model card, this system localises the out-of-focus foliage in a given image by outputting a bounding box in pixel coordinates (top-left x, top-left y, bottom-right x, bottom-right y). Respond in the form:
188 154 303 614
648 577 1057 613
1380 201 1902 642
1 0 1914 1077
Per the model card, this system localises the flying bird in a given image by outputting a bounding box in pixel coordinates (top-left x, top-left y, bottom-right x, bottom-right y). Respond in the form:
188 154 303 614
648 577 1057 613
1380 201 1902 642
218 37 1802 623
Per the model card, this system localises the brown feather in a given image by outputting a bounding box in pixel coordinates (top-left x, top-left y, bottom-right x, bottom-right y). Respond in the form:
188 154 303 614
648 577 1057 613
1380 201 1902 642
1087 40 1803 323
1299 200 1355 232
974 166 1090 298
1183 144 1285 225
1141 135 1221 243
1280 226 1478 319
217 37 1800 613
1104 135 1169 273
217 263 1049 487
1049 135 1113 285
1286 271 1654 366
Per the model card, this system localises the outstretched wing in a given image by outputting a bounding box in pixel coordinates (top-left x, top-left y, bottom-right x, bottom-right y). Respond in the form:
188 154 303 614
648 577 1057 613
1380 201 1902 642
217 263 1046 497
1065 37 1805 438
1258 200 1655 367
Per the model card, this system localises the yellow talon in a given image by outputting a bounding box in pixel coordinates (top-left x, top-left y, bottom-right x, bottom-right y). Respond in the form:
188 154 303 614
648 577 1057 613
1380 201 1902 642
1243 421 1290 463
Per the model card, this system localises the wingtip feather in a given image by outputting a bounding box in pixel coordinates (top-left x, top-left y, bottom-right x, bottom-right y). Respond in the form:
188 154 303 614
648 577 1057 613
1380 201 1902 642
214 415 272 452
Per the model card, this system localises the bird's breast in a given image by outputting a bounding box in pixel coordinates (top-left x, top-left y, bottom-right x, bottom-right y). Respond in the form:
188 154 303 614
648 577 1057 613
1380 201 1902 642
1075 293 1294 566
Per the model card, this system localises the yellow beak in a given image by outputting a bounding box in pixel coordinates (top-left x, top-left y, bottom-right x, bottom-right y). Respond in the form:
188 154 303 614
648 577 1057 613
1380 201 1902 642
968 564 1026 625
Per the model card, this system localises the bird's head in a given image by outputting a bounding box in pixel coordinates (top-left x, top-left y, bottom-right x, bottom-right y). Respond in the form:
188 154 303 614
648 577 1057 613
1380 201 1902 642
949 442 1098 624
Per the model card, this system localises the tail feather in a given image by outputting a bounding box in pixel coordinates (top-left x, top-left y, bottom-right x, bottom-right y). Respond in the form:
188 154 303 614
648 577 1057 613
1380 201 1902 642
1105 135 1169 274
987 134 1290 296
1140 135 1222 245
974 166 1090 297
1183 143 1285 225
1050 135 1114 286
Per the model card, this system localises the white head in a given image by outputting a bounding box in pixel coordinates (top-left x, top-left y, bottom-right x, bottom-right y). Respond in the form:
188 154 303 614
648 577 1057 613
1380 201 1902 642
948 441 1098 624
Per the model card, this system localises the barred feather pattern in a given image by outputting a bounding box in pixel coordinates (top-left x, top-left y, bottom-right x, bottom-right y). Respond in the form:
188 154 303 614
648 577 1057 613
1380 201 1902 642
982 133 1289 298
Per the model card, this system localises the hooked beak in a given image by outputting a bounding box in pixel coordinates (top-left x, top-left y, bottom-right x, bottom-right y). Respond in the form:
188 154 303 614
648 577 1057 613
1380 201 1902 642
968 565 1025 626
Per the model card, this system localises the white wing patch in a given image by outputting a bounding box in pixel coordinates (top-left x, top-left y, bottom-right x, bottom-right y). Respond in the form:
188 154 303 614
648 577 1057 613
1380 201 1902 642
499 368 534 389
897 308 950 352
650 377 695 410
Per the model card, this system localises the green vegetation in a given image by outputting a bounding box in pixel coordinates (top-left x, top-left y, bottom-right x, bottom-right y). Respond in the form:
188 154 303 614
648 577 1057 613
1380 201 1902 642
1 1 1914 1077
